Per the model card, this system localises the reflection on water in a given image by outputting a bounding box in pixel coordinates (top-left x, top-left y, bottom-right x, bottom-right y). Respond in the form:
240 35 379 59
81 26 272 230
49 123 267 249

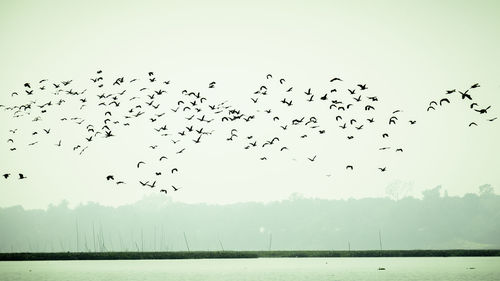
0 257 499 281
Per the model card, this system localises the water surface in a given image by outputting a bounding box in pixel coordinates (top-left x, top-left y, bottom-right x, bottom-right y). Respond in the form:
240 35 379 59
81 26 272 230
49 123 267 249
1 257 499 281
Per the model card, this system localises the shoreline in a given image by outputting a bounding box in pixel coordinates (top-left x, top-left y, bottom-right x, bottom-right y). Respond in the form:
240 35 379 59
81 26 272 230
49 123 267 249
1 250 499 261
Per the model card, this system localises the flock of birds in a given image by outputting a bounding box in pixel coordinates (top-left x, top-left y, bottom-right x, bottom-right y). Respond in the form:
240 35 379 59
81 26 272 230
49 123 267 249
1 71 496 196
426 84 496 126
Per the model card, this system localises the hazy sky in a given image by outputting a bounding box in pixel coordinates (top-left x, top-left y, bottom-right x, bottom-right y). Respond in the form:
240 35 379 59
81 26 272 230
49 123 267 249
1 0 499 209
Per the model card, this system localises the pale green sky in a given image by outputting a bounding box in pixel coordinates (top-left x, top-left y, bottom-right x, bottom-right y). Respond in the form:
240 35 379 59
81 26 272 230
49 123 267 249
0 0 499 209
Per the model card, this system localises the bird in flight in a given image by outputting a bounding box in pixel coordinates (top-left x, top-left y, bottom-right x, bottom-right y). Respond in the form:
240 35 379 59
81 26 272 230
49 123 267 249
357 84 368 90
475 106 491 114
307 155 317 162
439 98 450 106
459 90 472 100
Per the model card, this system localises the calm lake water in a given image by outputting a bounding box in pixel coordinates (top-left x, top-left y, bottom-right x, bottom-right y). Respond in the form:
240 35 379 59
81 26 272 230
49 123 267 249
1 257 499 281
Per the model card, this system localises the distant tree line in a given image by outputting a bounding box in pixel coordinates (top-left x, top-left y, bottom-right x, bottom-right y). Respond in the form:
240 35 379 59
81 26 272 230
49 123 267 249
0 185 498 252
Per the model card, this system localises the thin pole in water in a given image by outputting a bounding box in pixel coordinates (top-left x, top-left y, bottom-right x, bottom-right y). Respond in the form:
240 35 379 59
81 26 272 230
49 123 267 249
75 219 79 252
92 222 96 252
379 229 383 255
183 232 190 252
218 238 224 251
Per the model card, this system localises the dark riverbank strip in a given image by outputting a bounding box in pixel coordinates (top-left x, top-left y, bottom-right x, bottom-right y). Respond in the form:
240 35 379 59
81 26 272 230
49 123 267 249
1 250 499 261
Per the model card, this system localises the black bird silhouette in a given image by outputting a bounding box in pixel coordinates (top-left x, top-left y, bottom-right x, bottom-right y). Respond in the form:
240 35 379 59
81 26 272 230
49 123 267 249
2 173 9 179
475 106 491 114
160 189 168 194
439 98 450 106
106 175 114 181
446 89 456 94
378 167 387 172
487 117 497 122
470 83 480 89
357 84 367 90
409 120 416 125
172 185 181 191
330 77 342 82
459 90 472 100
307 155 317 162
18 173 27 179
137 161 145 168
469 122 478 127
346 165 353 170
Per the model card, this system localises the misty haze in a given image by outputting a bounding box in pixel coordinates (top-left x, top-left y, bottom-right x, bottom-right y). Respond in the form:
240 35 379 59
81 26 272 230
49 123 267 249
1 0 500 280
1 185 499 253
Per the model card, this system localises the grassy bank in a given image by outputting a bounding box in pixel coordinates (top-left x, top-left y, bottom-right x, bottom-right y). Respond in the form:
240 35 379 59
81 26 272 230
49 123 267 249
1 250 499 261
